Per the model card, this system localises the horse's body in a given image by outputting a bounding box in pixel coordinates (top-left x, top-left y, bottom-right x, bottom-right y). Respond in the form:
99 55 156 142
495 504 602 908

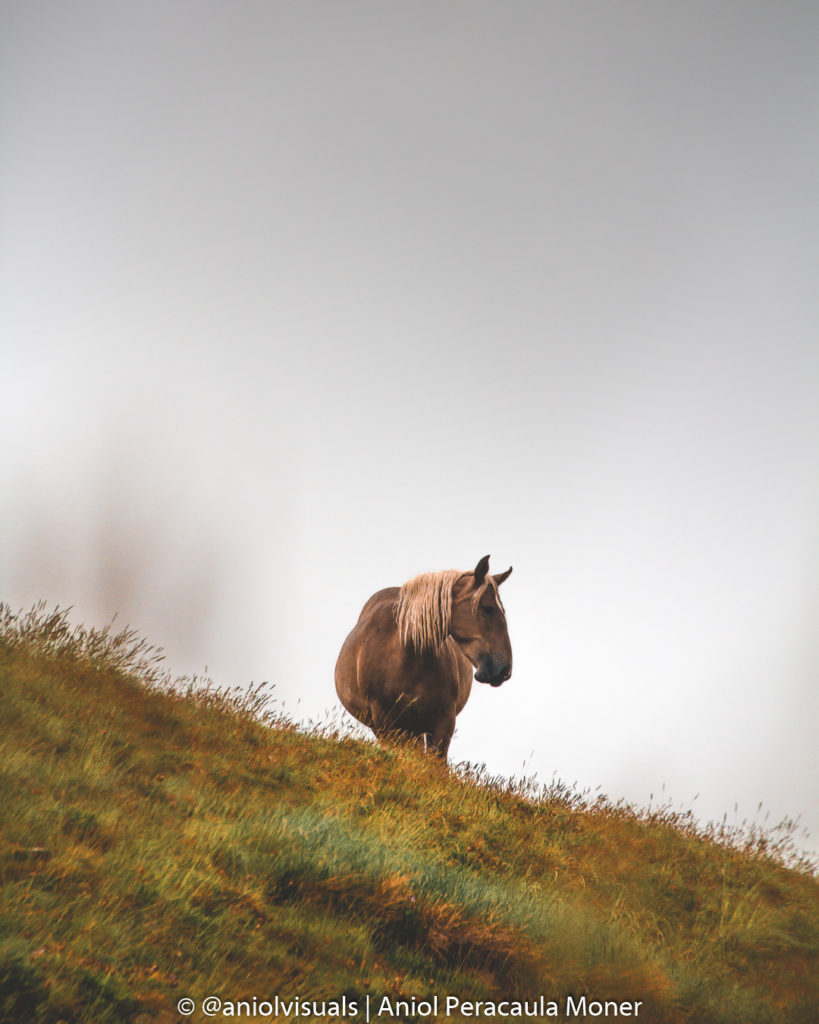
335 556 512 758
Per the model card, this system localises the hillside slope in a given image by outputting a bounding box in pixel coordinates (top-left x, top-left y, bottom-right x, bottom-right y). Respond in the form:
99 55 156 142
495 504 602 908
1 606 816 1024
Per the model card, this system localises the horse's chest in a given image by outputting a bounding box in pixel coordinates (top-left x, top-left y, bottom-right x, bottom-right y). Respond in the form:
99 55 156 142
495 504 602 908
391 650 462 704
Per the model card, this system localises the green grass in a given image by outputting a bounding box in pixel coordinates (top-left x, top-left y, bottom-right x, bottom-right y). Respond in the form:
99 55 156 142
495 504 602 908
0 604 816 1023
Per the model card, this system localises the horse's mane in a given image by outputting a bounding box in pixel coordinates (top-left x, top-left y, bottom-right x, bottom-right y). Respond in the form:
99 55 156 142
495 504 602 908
394 569 497 652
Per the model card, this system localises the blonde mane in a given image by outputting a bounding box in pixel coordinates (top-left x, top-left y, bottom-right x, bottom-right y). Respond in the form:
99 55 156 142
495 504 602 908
394 569 498 651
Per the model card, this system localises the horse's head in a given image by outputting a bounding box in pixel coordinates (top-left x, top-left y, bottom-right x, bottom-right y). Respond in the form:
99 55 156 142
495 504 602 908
450 555 513 686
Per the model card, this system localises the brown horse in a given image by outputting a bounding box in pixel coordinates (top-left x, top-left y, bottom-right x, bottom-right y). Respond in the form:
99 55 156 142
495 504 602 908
335 555 512 758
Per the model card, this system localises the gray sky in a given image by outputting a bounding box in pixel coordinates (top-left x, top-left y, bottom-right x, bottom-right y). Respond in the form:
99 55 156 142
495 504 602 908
2 2 818 856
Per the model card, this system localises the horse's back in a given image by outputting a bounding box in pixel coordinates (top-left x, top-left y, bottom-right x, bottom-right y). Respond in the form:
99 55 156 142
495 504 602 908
356 587 399 623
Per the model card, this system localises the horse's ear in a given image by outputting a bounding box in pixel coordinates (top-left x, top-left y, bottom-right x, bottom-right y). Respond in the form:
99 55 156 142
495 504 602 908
473 555 491 586
494 566 513 586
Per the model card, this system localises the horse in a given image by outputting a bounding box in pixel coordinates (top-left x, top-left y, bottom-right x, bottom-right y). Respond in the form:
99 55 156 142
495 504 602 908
335 555 513 759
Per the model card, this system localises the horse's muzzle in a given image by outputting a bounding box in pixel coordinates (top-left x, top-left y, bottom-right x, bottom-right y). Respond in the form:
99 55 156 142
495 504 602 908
475 663 512 686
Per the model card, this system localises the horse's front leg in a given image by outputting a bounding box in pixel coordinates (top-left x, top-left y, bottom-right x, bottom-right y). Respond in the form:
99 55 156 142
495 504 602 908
426 709 456 761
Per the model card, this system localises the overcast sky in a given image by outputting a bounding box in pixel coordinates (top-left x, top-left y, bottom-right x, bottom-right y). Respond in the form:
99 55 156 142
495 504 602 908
2 2 817 857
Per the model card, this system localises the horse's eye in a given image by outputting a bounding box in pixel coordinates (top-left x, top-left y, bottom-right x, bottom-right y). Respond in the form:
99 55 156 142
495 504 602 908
481 605 495 616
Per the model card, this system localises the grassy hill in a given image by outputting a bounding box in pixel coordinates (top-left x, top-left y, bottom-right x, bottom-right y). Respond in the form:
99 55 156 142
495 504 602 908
1 605 816 1024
